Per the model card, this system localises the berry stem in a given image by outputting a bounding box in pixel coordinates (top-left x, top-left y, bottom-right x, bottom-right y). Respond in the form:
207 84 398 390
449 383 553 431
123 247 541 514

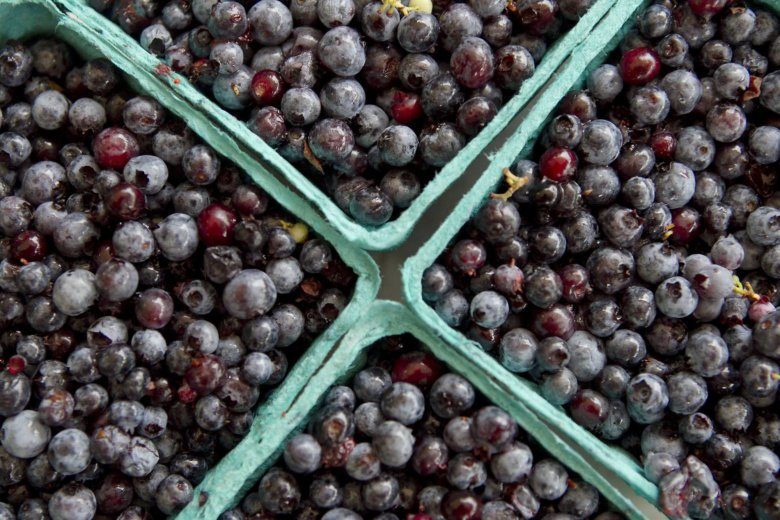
490 168 530 201
662 223 675 241
733 275 762 302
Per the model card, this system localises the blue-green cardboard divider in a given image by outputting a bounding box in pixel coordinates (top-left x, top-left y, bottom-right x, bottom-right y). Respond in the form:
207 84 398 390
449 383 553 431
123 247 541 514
0 2 381 517
402 0 664 508
75 0 620 251
223 300 647 520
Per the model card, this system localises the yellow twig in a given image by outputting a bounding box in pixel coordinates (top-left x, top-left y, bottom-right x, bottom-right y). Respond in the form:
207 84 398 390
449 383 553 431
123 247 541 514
662 224 674 241
490 168 530 201
733 275 762 302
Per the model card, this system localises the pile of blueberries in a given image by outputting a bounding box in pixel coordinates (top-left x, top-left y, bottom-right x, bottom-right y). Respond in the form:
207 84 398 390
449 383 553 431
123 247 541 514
0 38 355 519
229 335 624 520
91 0 594 226
422 0 780 517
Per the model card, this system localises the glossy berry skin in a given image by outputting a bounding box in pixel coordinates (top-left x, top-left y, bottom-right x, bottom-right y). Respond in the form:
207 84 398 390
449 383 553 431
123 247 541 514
92 127 139 169
619 47 661 85
11 230 48 263
106 182 146 221
392 352 443 387
688 0 728 17
250 70 285 106
390 91 423 124
197 203 238 247
450 37 494 90
539 146 578 182
650 132 676 160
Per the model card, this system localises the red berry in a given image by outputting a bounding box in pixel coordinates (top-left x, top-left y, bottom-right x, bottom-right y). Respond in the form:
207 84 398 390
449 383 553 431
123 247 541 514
558 264 590 303
440 490 482 520
391 91 423 124
514 0 559 35
749 298 776 322
321 438 355 468
106 182 146 221
619 47 661 85
539 146 578 182
670 207 702 246
570 390 609 430
92 127 140 169
197 203 238 247
650 131 677 160
392 352 444 387
688 0 729 17
185 355 226 395
11 230 48 263
6 355 25 376
531 304 575 339
232 184 268 216
135 288 174 329
177 383 198 404
250 70 285 106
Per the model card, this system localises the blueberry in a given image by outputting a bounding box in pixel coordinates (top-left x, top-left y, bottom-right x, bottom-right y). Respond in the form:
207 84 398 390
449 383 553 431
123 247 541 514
1 410 50 458
317 27 365 77
52 269 98 316
380 169 421 209
372 420 414 467
309 118 355 162
154 213 199 261
493 45 535 90
419 123 465 167
740 446 779 488
630 86 670 125
155 474 194 515
685 331 729 377
377 125 418 167
422 72 466 119
626 373 668 424
31 90 69 130
283 433 322 474
587 64 623 103
529 459 568 501
48 483 96 520
0 43 34 87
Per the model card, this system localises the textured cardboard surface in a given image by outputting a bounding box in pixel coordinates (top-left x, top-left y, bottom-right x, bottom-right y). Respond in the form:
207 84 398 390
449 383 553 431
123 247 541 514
0 2 380 517
401 0 663 508
77 0 620 250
